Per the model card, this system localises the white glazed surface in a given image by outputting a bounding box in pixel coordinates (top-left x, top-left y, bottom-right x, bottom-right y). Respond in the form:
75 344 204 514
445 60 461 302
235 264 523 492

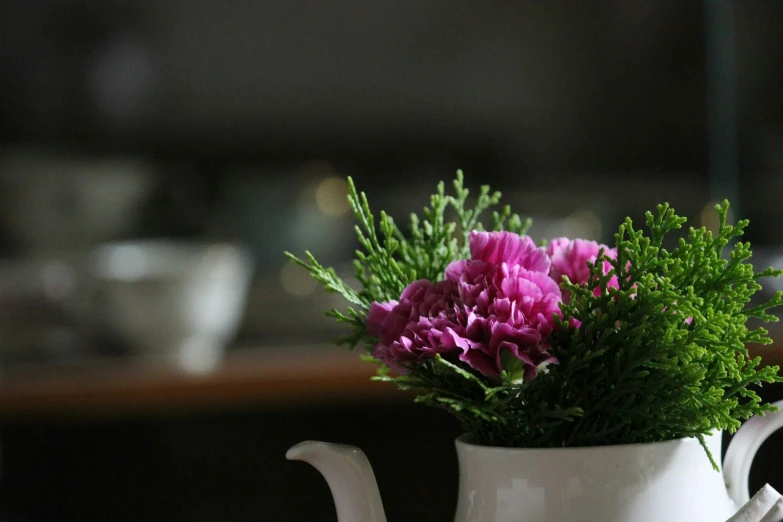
454 433 732 522
287 441 387 522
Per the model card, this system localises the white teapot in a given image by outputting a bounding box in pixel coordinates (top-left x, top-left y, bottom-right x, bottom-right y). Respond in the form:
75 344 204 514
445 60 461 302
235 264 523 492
288 400 783 522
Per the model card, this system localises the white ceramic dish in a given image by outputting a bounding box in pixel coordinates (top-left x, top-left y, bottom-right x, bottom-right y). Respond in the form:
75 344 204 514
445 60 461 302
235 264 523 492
92 240 254 373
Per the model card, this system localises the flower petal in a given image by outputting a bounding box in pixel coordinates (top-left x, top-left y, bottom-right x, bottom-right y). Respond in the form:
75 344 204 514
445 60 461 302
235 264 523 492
366 301 397 337
470 231 550 272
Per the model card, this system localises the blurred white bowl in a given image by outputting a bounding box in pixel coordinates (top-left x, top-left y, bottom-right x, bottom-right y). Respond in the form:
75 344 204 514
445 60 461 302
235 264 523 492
92 241 254 373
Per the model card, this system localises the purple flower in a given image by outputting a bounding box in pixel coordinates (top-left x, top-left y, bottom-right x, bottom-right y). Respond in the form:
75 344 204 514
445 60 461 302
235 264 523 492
367 231 564 381
468 230 551 272
546 238 618 300
452 263 562 378
371 314 471 373
497 264 563 333
366 279 461 370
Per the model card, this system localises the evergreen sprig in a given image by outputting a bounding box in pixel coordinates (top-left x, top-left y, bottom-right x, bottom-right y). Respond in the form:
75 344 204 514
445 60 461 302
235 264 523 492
286 174 782 465
468 201 783 468
285 171 529 348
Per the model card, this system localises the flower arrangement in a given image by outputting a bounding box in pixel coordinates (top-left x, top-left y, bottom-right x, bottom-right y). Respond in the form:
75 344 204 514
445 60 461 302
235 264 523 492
286 172 783 468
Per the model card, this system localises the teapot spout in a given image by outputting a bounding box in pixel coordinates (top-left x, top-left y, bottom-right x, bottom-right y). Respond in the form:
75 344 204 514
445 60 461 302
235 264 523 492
287 441 387 522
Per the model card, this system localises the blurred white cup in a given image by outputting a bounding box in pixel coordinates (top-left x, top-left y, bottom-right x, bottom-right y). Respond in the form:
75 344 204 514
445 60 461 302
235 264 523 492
92 241 254 373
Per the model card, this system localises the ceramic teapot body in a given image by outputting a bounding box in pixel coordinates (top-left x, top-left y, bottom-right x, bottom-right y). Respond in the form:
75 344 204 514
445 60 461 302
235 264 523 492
287 400 783 522
453 432 729 522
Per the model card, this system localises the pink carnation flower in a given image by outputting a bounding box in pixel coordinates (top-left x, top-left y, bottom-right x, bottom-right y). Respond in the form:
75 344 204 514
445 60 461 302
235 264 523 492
446 231 550 281
367 231 562 380
366 279 460 371
452 262 561 379
469 231 551 272
546 238 618 300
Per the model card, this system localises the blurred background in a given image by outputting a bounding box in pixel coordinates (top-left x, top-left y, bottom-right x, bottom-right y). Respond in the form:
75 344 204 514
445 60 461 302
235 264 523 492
0 1 783 521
